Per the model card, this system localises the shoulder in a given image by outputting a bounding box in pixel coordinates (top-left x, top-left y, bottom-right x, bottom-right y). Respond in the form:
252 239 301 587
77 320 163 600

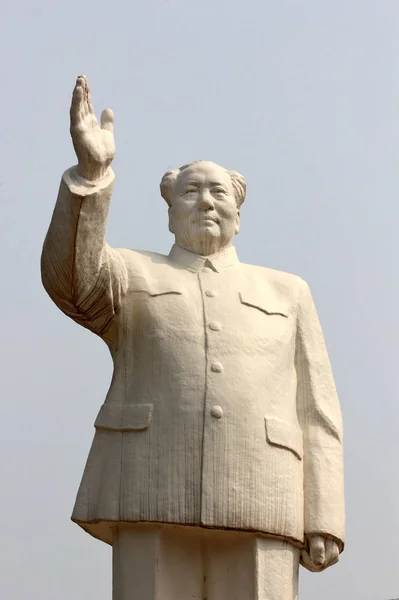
114 248 169 269
239 262 309 303
113 248 180 284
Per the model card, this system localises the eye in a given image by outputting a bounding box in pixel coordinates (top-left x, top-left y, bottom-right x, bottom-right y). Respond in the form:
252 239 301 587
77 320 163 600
184 187 197 195
212 187 227 196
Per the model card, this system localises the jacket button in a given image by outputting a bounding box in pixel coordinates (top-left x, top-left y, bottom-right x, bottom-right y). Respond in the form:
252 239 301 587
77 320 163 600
210 405 224 419
211 362 224 373
209 322 222 331
205 290 218 297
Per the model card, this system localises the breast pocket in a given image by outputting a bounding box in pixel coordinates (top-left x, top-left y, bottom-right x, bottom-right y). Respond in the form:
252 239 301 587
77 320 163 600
238 289 291 345
129 274 185 298
145 279 186 298
239 291 289 318
131 277 188 335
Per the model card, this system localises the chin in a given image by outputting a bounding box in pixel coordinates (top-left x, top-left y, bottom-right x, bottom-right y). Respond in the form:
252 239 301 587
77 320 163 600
198 231 220 243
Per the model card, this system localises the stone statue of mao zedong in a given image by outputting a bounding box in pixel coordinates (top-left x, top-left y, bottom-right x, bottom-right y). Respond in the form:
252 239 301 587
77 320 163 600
41 76 345 600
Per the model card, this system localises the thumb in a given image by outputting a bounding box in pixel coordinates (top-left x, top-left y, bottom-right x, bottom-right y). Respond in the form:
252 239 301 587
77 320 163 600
309 535 325 566
101 108 114 132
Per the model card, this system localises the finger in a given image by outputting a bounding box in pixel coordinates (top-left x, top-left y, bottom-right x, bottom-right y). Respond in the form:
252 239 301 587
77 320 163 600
70 84 84 127
87 87 94 114
81 75 89 116
75 75 88 115
324 539 340 568
101 108 114 132
300 550 322 573
309 535 325 567
76 75 87 100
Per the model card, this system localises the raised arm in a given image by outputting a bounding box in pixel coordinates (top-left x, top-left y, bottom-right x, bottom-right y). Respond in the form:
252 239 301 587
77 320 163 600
295 279 345 571
41 76 128 338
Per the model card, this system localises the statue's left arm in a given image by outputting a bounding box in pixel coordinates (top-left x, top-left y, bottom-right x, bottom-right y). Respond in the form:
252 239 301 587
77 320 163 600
295 278 345 571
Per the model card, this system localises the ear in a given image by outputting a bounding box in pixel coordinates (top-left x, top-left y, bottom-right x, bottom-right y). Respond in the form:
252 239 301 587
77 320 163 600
235 210 240 235
168 207 175 234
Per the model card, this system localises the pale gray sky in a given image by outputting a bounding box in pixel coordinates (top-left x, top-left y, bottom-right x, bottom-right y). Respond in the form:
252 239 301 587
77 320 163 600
1 1 398 598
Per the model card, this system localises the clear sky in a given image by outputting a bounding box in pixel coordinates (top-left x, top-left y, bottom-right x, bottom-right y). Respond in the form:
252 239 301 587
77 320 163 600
1 1 398 598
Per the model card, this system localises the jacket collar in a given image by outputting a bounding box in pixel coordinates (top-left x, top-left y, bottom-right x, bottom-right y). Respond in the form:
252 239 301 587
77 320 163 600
168 244 239 273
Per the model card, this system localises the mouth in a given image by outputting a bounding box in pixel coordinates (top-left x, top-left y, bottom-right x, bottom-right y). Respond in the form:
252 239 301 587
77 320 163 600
198 216 219 224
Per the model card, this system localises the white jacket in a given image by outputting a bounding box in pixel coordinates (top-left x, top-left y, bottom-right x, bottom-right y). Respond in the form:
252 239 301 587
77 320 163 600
41 168 345 551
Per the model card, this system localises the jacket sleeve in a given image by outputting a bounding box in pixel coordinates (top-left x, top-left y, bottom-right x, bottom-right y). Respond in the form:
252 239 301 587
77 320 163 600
295 278 345 552
41 166 128 337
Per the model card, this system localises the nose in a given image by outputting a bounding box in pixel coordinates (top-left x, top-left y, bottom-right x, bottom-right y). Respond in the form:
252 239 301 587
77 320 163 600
198 189 215 211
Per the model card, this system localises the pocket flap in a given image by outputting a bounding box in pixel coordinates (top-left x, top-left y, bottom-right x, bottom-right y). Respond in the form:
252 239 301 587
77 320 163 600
148 278 185 296
94 404 153 431
137 278 185 297
239 291 289 317
265 417 303 460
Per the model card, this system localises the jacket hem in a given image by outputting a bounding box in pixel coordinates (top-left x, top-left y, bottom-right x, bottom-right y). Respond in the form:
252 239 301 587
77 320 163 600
71 516 306 549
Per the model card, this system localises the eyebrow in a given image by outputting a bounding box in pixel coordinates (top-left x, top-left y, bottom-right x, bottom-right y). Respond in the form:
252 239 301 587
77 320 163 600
182 181 227 188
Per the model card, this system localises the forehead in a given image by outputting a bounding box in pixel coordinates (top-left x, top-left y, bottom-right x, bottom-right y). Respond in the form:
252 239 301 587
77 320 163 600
176 163 232 188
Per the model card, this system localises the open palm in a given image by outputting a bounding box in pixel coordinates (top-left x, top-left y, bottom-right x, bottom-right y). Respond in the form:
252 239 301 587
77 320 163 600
70 75 115 181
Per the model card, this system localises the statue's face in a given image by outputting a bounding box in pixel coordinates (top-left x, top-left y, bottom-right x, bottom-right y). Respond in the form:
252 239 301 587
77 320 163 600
168 162 240 256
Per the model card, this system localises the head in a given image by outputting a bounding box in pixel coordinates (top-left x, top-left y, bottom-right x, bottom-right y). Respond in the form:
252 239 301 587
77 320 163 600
160 160 246 256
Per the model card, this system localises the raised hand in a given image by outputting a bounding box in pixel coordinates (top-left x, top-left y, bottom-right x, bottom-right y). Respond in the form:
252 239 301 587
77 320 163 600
69 75 115 182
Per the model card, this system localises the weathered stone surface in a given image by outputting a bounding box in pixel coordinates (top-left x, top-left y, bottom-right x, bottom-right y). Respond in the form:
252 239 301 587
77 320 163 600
41 75 345 600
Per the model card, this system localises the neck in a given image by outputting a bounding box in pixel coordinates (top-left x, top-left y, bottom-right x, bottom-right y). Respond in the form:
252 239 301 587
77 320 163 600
176 239 233 257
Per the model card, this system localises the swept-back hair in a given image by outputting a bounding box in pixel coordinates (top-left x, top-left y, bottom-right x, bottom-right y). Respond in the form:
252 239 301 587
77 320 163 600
160 160 246 208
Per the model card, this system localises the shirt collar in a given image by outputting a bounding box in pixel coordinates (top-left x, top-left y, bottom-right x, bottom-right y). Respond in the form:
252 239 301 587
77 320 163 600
168 244 239 273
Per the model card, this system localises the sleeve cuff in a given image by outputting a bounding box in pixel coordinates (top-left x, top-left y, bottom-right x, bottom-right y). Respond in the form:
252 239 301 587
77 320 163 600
63 166 115 196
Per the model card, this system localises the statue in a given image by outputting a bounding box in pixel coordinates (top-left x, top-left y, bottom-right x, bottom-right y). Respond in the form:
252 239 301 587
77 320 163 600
41 75 345 600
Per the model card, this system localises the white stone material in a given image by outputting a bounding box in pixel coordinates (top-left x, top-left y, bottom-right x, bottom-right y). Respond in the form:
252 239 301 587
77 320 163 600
113 523 300 600
41 75 345 597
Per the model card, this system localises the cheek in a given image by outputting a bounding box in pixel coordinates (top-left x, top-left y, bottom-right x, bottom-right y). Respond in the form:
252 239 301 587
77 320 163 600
217 203 238 224
171 203 194 221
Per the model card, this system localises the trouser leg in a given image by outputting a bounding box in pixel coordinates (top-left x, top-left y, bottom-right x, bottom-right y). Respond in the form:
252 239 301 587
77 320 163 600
203 530 300 600
254 537 299 600
112 523 203 600
202 530 255 600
